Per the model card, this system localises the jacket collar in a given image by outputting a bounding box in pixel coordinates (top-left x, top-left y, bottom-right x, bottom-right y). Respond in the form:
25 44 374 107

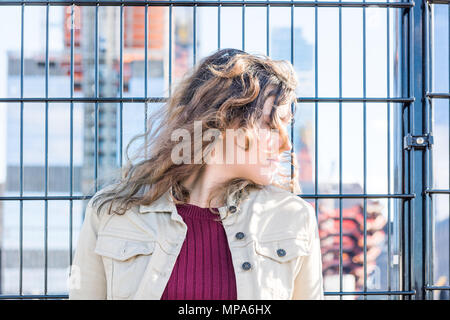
138 186 173 213
138 186 242 223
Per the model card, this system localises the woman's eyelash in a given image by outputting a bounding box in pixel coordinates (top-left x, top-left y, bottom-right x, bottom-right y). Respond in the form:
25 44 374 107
263 116 292 129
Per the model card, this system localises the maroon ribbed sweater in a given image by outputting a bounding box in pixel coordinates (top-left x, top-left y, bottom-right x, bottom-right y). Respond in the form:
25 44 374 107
160 203 238 300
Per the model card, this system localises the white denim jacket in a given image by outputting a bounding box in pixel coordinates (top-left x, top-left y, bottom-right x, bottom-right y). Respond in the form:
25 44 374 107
68 183 324 300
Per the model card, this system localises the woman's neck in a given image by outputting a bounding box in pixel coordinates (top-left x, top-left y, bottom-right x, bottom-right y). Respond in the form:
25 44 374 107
181 165 231 208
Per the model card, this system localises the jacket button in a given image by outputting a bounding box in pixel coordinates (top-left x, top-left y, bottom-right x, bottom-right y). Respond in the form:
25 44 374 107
277 248 286 257
242 262 252 270
228 205 237 213
235 232 245 240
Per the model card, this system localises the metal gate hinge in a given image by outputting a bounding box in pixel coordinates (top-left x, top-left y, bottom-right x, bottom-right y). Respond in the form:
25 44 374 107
403 133 434 151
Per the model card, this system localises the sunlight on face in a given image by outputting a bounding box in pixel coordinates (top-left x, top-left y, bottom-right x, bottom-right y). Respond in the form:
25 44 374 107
229 95 293 185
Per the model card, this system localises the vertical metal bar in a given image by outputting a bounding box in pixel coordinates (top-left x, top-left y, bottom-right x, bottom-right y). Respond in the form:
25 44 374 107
408 2 415 299
410 0 426 300
69 4 74 267
19 2 24 296
363 0 368 299
430 0 437 301
94 4 99 192
266 3 269 56
144 4 148 157
338 0 343 300
119 4 123 168
218 0 221 50
290 3 294 193
400 3 410 300
428 0 435 301
314 2 320 295
314 0 318 225
448 2 450 301
242 0 245 51
193 2 196 65
169 3 172 97
387 3 392 300
408 0 416 299
424 0 431 300
44 2 49 296
144 3 148 103
399 7 407 303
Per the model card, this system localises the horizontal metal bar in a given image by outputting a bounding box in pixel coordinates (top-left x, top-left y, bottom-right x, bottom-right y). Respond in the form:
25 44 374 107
424 286 450 291
0 97 415 104
297 193 415 199
426 92 450 99
0 97 167 104
423 189 450 194
0 290 416 299
0 294 68 300
426 0 450 5
324 290 416 296
0 1 416 9
298 97 414 103
0 193 415 201
0 195 92 201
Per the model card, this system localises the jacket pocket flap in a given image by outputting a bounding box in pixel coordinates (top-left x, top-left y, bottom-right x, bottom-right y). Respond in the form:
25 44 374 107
95 235 155 261
255 237 310 263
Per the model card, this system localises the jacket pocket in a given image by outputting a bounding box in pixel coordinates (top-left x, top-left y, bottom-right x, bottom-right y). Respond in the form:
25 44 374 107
255 236 310 263
95 234 156 299
254 235 310 299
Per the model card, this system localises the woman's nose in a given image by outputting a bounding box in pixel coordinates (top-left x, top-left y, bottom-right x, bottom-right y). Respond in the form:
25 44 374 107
267 129 291 156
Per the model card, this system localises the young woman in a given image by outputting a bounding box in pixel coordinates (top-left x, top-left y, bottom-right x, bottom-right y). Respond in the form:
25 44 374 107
68 48 324 300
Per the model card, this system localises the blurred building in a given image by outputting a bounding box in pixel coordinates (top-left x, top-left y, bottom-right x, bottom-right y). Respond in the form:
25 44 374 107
318 198 387 292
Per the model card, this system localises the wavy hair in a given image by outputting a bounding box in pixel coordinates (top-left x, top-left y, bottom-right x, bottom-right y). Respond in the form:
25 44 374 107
90 48 300 220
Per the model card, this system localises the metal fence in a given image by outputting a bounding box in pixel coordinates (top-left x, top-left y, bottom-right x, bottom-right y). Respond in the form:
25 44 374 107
0 0 448 300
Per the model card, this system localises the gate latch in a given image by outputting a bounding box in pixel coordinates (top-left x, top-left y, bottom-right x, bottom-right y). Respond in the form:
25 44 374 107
403 133 433 151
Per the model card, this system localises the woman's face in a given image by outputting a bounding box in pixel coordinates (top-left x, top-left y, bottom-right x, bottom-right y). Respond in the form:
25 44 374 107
213 94 293 185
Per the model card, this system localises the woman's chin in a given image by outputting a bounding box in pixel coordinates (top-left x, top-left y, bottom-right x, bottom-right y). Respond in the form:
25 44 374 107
252 169 276 185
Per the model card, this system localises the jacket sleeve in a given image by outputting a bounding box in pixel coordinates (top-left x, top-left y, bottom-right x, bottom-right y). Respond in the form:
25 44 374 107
291 204 324 300
68 197 107 300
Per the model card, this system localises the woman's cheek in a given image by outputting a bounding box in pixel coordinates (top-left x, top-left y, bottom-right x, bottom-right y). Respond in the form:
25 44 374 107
258 131 273 159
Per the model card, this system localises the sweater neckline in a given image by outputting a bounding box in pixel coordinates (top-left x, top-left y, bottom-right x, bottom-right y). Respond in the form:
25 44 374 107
175 203 220 220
